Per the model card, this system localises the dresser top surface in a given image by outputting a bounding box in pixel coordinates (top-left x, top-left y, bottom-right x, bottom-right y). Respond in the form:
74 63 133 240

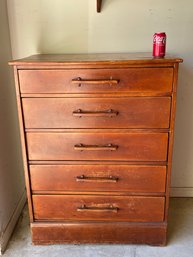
9 52 182 66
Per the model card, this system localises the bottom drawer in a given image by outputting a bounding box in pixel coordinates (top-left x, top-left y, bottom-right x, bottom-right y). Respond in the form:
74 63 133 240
33 195 165 222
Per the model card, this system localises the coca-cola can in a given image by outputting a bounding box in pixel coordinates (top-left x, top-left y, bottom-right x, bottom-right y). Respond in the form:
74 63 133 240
153 32 166 58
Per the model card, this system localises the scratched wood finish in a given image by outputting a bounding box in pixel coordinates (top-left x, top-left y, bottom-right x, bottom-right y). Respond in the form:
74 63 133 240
31 222 167 245
26 132 168 161
10 53 182 245
22 97 171 129
9 52 183 66
30 165 166 193
18 68 173 94
32 195 165 222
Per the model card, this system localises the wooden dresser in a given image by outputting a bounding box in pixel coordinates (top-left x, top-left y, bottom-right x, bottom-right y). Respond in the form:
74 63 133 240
10 53 182 245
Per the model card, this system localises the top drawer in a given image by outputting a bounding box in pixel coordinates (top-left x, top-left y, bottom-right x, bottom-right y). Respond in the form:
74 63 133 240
18 68 173 94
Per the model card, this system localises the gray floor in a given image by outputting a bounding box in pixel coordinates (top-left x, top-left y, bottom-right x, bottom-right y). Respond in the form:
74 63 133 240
3 198 193 257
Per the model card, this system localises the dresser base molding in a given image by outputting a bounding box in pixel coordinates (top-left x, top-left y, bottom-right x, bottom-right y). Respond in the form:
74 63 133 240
31 222 167 246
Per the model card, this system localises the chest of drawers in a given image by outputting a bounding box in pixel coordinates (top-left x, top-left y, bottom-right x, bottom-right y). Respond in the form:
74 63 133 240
10 53 182 246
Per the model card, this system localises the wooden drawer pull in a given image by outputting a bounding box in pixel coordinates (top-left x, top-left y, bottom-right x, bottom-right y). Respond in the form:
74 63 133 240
74 143 118 151
76 175 119 183
77 204 119 213
72 109 119 117
71 77 119 86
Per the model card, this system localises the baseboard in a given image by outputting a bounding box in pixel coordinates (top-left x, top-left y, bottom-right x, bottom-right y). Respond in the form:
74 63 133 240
170 187 193 197
0 190 26 255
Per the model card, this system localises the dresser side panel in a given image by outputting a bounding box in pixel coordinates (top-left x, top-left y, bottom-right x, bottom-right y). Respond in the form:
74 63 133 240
13 66 34 222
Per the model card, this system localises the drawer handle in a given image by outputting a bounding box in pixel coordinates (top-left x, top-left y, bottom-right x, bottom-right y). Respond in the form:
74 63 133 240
77 204 119 213
73 109 119 117
74 143 118 151
76 175 119 183
71 77 119 86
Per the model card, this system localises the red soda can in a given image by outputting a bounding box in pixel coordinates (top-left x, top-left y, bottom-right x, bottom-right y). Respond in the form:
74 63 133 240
153 32 166 58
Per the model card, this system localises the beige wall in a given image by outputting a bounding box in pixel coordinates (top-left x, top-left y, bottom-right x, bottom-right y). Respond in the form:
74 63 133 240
7 0 193 195
0 0 25 253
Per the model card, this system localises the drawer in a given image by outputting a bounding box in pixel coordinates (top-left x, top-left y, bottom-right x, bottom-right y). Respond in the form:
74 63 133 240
26 132 168 161
18 68 173 94
22 97 171 129
32 195 165 222
30 165 166 193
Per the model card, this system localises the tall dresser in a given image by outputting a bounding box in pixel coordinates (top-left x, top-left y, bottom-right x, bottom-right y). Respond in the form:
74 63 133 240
10 53 182 245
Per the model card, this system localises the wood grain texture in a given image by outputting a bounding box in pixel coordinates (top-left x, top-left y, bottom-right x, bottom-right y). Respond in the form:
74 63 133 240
22 97 171 129
164 63 180 222
10 53 182 245
30 165 166 193
31 222 167 245
32 195 165 222
18 68 173 94
26 132 168 161
9 52 183 66
13 67 34 222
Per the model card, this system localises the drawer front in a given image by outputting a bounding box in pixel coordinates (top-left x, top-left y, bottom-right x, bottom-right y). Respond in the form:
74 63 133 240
26 132 168 161
22 97 171 129
19 68 173 94
30 165 166 193
32 195 165 222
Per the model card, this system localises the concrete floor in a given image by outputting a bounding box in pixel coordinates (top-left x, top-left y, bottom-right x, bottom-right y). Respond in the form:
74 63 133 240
3 198 193 257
